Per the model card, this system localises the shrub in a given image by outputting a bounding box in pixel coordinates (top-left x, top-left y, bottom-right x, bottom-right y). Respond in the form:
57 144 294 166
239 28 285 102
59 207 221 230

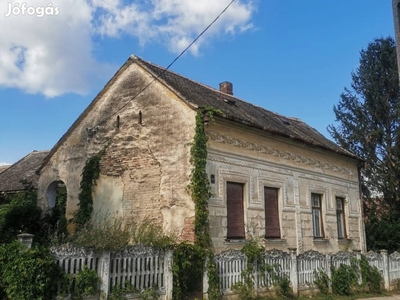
314 268 330 295
331 262 358 296
58 213 175 251
0 241 62 300
75 266 99 299
0 190 43 244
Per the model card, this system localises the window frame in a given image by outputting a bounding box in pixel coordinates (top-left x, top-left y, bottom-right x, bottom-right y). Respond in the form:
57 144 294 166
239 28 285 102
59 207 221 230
226 181 245 240
264 186 281 239
311 193 324 238
336 197 347 239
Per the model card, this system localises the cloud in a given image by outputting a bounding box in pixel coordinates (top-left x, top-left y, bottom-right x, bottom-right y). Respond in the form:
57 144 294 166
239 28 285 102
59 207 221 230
0 0 256 97
93 0 256 55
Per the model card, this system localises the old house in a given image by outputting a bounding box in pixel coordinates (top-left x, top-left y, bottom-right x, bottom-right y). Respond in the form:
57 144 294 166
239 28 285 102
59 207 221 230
0 150 49 202
37 55 366 254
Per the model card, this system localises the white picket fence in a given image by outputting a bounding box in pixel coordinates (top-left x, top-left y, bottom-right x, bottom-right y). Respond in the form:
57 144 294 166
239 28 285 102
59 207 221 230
212 248 400 296
50 244 173 299
48 242 400 299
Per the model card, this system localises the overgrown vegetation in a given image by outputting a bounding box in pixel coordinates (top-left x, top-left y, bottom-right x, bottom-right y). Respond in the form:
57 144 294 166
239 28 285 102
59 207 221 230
48 183 68 238
74 148 105 227
331 262 359 295
314 255 382 297
53 213 175 251
232 239 294 300
0 241 62 300
75 265 99 299
170 108 223 300
0 188 43 244
108 283 159 300
314 268 330 295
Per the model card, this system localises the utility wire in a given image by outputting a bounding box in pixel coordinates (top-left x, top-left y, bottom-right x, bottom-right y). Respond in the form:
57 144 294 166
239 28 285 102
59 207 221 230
90 0 235 132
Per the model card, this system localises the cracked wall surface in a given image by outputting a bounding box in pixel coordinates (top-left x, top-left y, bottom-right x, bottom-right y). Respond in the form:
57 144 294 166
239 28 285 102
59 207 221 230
38 62 196 240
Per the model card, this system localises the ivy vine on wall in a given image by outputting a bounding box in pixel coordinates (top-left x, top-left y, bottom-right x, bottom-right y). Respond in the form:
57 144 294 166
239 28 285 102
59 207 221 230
185 107 222 300
75 148 106 227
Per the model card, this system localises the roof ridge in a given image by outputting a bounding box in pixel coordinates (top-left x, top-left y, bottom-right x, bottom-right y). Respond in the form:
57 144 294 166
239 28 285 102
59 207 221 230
132 56 243 96
131 54 304 121
131 54 359 160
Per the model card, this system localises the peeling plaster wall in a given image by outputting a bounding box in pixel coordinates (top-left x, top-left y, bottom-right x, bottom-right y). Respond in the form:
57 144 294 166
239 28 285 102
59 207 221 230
38 62 196 241
206 120 365 254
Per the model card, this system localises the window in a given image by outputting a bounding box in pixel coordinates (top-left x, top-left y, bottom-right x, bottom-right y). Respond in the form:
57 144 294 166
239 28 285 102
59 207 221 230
336 197 346 239
264 187 280 238
226 182 245 239
311 193 324 238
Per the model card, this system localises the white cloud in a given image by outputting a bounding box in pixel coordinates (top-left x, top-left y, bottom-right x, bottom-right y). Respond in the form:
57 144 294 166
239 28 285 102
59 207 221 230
0 0 256 97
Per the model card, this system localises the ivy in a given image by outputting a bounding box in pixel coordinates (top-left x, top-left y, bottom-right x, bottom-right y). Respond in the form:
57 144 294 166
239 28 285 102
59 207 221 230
172 108 222 300
75 148 106 227
189 109 213 249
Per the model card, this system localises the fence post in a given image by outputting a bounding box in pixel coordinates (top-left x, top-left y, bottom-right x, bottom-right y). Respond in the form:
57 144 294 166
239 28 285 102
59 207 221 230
380 249 390 290
325 253 332 293
17 233 34 248
288 248 298 295
353 250 362 286
164 250 173 300
100 251 111 299
203 256 209 300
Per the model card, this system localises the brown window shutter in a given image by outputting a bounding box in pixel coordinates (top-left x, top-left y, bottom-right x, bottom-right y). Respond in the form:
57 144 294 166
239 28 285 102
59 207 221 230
227 182 245 239
264 187 280 238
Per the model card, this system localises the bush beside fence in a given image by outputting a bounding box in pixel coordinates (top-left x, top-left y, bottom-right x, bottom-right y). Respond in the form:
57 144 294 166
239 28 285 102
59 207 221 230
48 242 400 299
210 248 400 297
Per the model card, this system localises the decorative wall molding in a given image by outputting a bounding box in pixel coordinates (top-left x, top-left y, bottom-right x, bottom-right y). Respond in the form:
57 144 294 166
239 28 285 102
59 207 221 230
207 132 354 177
331 188 349 211
258 177 288 206
306 185 329 208
218 170 252 207
208 157 292 176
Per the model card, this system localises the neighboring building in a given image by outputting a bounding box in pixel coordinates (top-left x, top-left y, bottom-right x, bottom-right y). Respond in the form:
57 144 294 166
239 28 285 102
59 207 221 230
0 150 49 201
37 55 366 253
0 165 10 174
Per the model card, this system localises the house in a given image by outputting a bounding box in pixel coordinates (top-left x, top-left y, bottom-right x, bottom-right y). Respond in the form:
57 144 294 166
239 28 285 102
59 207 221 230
37 55 366 254
0 150 49 202
0 165 10 174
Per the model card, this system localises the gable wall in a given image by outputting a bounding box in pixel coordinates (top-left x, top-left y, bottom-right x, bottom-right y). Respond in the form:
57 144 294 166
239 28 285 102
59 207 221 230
38 62 197 240
206 120 365 254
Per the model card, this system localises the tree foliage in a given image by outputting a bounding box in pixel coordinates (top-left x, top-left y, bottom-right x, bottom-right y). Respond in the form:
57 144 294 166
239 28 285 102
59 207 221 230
328 37 400 251
0 189 42 244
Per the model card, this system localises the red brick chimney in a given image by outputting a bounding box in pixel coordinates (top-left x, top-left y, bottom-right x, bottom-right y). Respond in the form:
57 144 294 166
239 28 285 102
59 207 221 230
219 81 233 95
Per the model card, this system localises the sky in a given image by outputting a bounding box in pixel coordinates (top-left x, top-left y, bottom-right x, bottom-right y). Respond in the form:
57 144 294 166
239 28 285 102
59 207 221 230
0 0 395 165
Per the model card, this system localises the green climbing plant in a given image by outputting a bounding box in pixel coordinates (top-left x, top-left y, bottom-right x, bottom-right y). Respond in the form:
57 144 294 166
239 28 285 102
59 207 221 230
75 148 106 227
172 107 223 300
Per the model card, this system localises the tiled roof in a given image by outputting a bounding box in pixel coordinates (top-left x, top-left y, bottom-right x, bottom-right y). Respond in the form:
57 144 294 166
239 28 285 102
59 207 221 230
133 55 357 160
0 165 10 174
0 150 49 193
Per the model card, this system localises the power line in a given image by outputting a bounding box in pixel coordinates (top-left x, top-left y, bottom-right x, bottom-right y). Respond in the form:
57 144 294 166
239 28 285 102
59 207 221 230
88 0 236 134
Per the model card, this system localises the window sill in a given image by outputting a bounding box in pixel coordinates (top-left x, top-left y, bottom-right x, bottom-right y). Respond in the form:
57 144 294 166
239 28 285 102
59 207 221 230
313 238 329 244
224 238 247 244
263 238 286 244
337 238 352 244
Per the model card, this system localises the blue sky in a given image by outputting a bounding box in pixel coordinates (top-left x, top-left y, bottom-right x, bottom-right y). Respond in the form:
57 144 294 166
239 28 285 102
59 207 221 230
0 0 394 165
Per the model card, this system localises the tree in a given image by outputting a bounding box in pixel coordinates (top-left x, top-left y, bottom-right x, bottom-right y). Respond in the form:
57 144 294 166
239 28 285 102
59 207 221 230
328 37 400 252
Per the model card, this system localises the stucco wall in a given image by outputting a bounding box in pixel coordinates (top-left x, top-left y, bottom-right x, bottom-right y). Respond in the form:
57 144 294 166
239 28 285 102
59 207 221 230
38 62 196 240
206 119 364 254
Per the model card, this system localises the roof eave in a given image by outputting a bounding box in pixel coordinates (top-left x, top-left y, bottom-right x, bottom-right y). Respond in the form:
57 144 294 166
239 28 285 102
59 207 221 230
216 114 362 162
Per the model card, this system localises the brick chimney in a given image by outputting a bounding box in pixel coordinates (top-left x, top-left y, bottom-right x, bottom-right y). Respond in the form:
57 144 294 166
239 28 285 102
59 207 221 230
219 81 233 95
